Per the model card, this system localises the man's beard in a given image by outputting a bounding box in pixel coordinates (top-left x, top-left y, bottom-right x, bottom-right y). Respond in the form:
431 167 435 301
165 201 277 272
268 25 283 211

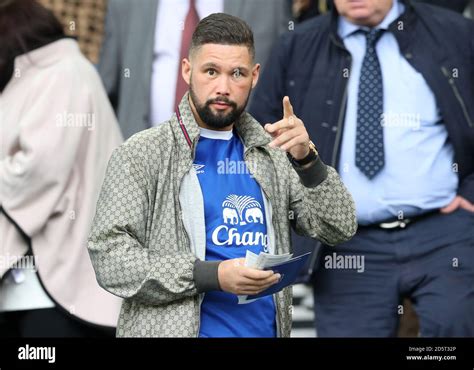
189 82 251 129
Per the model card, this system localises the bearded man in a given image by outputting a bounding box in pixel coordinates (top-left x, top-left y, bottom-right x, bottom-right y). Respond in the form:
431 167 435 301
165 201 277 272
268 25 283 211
87 13 357 337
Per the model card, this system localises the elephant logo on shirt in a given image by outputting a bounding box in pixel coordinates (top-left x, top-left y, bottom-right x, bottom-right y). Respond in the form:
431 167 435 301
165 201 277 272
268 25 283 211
223 208 239 225
245 207 264 224
222 194 263 226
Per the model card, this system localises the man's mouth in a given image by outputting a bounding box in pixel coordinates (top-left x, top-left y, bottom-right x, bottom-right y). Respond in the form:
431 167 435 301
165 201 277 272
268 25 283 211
209 100 233 110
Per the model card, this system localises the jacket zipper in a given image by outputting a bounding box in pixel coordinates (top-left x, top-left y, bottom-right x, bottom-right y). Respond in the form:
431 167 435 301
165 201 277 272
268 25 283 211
175 135 204 337
190 137 205 338
330 34 352 167
190 136 206 337
331 85 349 167
441 66 473 128
178 209 202 338
175 175 201 337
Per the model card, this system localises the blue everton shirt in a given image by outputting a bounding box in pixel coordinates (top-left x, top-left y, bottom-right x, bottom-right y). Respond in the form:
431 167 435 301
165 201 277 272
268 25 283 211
195 127 276 338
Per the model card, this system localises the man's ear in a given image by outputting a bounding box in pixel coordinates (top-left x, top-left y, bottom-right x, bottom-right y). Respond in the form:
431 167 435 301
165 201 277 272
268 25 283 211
251 63 260 89
182 58 191 85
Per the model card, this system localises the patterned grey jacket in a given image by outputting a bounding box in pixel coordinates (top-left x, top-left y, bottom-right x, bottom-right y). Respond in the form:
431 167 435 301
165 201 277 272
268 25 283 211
88 93 357 337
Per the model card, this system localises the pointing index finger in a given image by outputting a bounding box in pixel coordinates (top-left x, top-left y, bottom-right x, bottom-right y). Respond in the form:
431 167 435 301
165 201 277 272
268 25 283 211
283 96 294 119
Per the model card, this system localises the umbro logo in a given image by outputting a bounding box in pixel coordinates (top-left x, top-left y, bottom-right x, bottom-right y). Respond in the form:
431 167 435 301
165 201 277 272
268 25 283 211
193 163 205 174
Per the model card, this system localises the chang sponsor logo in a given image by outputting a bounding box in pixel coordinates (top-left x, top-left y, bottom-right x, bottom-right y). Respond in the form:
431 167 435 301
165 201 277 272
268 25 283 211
211 194 268 252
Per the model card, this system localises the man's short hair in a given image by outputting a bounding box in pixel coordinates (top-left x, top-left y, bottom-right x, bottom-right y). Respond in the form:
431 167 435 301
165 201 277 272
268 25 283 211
190 13 255 61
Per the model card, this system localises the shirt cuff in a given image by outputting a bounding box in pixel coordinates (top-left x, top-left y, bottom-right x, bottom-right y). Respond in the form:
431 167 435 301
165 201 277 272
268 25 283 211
193 260 222 293
291 156 328 188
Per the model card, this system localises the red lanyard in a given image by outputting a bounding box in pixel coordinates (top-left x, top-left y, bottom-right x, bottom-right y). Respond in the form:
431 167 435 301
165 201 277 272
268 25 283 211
176 108 192 149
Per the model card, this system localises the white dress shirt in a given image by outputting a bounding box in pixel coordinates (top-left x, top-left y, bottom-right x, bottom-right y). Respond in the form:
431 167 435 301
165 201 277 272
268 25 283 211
150 0 224 126
337 1 457 224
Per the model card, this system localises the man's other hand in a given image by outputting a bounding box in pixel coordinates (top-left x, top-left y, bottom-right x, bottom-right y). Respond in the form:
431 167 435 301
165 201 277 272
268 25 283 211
217 258 281 295
440 195 474 214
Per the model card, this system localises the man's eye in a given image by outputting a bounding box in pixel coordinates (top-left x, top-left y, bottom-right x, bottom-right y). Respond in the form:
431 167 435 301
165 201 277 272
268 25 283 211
207 69 216 76
233 69 242 78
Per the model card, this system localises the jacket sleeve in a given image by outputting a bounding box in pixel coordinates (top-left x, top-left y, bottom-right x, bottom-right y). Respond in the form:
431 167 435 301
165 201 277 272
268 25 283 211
87 146 219 306
458 21 474 204
458 173 474 204
288 155 357 246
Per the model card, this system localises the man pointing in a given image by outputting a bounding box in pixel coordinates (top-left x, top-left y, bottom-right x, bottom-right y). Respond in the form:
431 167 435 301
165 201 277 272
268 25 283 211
88 13 357 337
266 97 312 159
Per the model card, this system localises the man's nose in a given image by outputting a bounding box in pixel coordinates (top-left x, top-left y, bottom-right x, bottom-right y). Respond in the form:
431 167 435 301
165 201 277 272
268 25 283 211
215 75 231 96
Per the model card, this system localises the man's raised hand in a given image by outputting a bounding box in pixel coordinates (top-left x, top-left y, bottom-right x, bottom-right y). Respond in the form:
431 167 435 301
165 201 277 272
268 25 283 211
264 96 311 160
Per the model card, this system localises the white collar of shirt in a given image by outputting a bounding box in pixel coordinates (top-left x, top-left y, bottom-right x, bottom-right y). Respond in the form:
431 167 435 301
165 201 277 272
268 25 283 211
199 127 234 140
338 0 404 39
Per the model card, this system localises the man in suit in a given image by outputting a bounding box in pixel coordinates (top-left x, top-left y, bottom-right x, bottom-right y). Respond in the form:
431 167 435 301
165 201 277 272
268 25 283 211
99 0 291 139
250 0 474 336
